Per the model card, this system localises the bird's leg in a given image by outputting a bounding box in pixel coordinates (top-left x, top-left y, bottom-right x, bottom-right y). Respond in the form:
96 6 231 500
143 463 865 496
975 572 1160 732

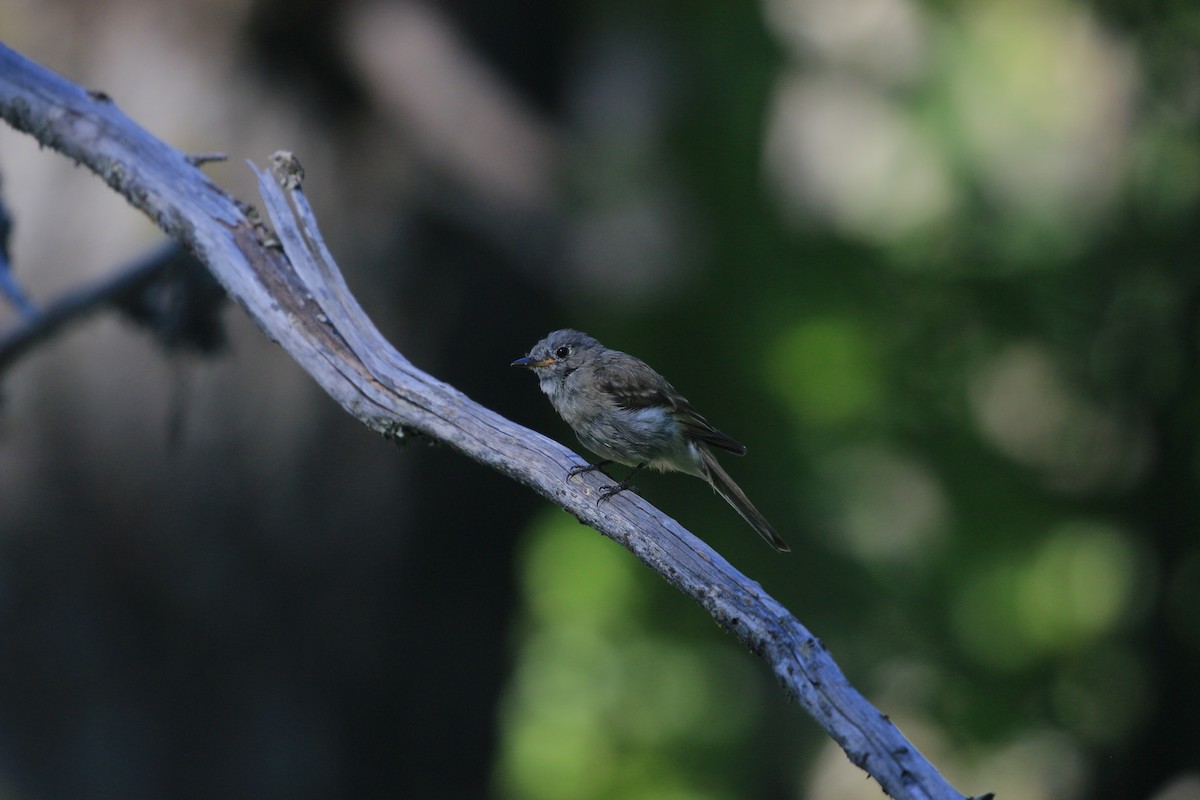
598 463 647 503
568 459 613 479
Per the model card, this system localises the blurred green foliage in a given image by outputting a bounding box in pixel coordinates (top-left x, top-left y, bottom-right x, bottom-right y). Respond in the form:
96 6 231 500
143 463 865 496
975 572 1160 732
496 1 1200 798
496 513 763 800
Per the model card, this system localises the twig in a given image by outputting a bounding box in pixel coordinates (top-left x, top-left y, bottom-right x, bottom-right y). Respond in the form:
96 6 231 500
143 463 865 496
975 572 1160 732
184 151 227 166
0 242 222 374
0 42 990 800
0 242 168 371
0 256 37 318
0 178 38 318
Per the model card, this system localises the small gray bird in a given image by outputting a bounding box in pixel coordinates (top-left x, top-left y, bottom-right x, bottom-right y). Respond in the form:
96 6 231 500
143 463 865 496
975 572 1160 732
511 329 790 552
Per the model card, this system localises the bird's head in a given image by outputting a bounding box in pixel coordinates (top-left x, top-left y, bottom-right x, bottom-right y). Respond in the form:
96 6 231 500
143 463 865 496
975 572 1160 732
510 329 601 377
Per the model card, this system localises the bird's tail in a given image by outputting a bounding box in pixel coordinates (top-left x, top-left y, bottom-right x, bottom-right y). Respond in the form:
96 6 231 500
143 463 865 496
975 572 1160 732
698 447 790 553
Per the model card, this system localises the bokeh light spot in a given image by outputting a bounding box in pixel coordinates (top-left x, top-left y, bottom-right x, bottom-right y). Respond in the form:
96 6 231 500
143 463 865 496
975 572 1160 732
766 317 882 427
817 445 948 563
520 511 643 630
952 520 1141 669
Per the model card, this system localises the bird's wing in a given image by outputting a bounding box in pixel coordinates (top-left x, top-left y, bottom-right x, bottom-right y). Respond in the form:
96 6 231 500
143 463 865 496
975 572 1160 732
676 402 747 456
594 354 747 456
593 356 676 411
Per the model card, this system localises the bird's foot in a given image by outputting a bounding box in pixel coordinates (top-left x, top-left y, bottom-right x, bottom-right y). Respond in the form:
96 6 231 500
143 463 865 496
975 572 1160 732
596 480 639 505
568 459 612 479
596 463 647 505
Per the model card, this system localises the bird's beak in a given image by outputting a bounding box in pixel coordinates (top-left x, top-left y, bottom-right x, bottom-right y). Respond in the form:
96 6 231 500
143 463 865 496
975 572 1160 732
510 356 555 368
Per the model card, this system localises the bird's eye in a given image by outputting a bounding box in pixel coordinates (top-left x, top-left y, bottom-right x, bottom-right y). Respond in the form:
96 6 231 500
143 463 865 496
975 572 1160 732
555 346 571 359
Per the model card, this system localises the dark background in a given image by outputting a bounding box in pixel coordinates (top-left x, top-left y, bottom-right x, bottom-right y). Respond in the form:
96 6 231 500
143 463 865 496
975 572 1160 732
1 0 1198 798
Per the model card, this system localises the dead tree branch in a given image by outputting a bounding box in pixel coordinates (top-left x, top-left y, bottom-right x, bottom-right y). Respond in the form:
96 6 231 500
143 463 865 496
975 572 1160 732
0 43 990 800
0 241 223 374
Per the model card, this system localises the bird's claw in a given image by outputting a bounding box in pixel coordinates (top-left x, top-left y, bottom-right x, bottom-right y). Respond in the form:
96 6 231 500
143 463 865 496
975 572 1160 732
566 460 640 504
596 481 638 505
568 460 612 480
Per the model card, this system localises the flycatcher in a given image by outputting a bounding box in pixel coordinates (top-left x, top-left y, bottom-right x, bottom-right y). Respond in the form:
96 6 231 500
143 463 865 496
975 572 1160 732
511 329 790 552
